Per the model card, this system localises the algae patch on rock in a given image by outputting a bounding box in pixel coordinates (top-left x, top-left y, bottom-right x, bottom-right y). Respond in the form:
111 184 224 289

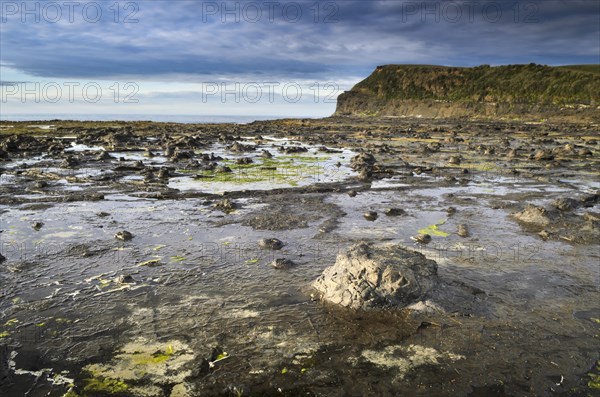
80 337 195 396
359 344 465 380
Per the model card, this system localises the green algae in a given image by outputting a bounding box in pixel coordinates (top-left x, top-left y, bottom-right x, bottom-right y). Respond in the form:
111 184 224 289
80 339 194 396
137 258 163 267
177 155 325 186
589 361 600 390
130 344 174 365
82 375 129 395
418 221 449 237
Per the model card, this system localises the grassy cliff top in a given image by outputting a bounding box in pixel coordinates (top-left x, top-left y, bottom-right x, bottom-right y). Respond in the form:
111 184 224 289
349 63 600 105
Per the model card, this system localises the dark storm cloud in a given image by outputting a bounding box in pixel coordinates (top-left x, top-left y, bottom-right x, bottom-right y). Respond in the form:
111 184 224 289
0 0 598 81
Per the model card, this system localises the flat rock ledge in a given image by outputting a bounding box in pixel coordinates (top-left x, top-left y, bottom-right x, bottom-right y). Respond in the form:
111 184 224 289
313 242 438 310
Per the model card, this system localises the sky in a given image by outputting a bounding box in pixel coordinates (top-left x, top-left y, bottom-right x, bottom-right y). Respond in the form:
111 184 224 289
1 0 599 119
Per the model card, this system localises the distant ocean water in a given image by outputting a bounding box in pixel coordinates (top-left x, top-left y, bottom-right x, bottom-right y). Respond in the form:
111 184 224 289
0 114 302 124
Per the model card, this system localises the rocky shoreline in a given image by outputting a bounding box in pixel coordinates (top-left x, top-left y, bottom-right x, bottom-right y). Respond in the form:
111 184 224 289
0 116 599 396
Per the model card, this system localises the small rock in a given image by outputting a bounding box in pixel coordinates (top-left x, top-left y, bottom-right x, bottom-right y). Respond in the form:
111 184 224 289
538 230 554 240
583 212 600 222
97 212 110 217
551 197 579 211
158 168 170 179
214 198 237 213
215 165 232 173
513 205 552 226
236 157 253 165
96 151 112 161
259 238 284 250
0 253 5 263
410 234 432 245
115 275 135 284
457 224 470 237
533 149 554 161
31 222 44 231
446 207 457 215
348 190 357 197
363 211 378 221
271 258 296 270
261 150 273 158
115 231 133 241
447 155 461 165
384 208 406 216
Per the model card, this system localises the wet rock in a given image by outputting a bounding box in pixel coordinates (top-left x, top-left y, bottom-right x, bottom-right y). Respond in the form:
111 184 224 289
358 169 372 181
410 234 432 245
170 149 194 162
457 224 470 237
0 343 8 383
551 197 579 212
60 156 79 168
236 157 253 165
580 193 599 207
96 151 113 161
115 274 135 284
350 152 376 171
201 153 222 162
271 258 296 269
214 198 238 213
261 150 273 158
533 149 554 161
583 212 600 222
228 142 255 152
313 242 438 310
447 155 461 165
363 211 378 221
538 229 556 240
279 145 308 154
258 238 284 250
115 231 134 241
384 208 406 216
348 190 357 197
31 222 44 231
158 168 170 179
513 205 552 226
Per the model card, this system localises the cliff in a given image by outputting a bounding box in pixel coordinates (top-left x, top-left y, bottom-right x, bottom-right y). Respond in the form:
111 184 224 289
334 64 600 122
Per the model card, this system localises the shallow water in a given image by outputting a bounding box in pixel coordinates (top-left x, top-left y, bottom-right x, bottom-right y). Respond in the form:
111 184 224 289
1 126 599 397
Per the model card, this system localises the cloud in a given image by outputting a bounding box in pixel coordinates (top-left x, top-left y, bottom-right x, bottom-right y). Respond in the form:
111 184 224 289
0 0 597 117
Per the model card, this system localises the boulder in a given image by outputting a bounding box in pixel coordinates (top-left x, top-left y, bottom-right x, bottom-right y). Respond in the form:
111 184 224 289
313 243 438 310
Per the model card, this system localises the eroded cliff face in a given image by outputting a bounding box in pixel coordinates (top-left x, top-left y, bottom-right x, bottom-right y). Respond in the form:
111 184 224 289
335 64 600 122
